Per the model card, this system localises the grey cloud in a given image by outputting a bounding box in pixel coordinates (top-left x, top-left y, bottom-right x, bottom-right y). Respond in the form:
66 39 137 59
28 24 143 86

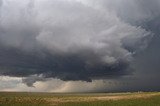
129 16 160 91
94 0 160 23
22 75 47 87
0 0 155 88
0 46 131 83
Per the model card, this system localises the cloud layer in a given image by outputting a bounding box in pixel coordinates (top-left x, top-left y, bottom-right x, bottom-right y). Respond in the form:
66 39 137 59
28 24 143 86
0 0 159 90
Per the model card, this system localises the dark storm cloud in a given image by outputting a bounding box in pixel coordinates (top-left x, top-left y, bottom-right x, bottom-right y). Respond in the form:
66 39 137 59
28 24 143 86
0 45 131 85
104 0 160 91
118 0 160 91
0 0 156 87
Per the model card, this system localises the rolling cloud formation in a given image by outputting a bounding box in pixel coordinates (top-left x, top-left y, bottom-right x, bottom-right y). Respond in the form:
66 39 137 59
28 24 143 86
0 0 158 87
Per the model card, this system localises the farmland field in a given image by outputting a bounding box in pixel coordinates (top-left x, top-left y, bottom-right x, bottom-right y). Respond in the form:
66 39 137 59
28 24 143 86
0 92 160 106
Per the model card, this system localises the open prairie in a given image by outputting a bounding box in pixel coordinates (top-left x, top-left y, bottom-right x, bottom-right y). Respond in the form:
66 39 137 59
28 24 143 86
0 92 160 106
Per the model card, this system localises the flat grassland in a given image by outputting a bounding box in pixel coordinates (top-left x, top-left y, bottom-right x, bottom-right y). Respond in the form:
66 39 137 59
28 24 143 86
0 92 160 106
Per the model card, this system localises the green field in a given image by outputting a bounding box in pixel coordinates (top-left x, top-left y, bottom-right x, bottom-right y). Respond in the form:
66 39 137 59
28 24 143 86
0 92 160 106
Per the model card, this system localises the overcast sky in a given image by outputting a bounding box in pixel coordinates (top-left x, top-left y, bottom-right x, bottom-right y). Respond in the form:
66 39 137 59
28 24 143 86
0 0 160 92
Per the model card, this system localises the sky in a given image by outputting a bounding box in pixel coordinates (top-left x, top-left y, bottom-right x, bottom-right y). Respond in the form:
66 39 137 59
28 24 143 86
0 0 160 92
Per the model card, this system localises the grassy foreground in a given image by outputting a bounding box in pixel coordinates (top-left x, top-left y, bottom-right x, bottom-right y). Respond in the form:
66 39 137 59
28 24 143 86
0 92 160 106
